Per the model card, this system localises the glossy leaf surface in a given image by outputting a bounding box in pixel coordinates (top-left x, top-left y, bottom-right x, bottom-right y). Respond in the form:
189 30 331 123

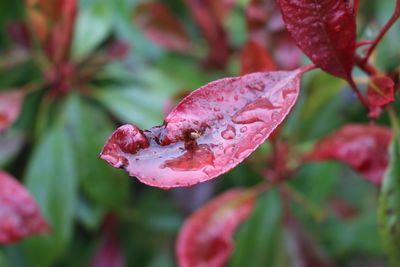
310 124 392 184
0 170 50 244
277 0 356 80
0 90 24 132
176 189 255 267
134 3 191 52
366 75 395 107
100 70 303 188
240 40 276 75
379 129 400 265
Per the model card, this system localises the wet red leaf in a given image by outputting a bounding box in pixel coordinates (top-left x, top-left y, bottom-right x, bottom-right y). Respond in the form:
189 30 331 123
283 214 334 267
277 0 356 80
240 40 277 75
366 75 395 107
134 3 191 53
0 170 50 244
176 189 255 267
309 124 392 184
100 70 304 188
185 0 230 68
0 90 24 132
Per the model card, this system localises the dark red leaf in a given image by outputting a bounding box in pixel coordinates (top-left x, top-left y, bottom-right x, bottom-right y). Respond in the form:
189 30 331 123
283 214 334 267
0 170 50 244
240 40 277 75
185 0 230 68
91 216 125 267
366 75 395 107
245 0 302 70
134 3 191 53
0 90 24 132
277 0 356 80
176 189 255 267
100 70 304 188
309 124 392 184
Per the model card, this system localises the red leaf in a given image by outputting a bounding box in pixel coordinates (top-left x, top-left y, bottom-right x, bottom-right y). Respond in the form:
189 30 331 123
91 216 125 267
240 40 277 75
309 124 392 184
185 0 230 68
206 0 236 23
366 75 395 107
0 90 24 132
176 189 255 267
26 0 77 65
277 0 356 80
134 3 191 53
283 214 334 267
0 170 50 244
100 70 304 188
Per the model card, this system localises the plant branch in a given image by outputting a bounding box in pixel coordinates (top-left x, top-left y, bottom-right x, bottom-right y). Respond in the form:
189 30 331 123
362 0 400 64
348 77 370 109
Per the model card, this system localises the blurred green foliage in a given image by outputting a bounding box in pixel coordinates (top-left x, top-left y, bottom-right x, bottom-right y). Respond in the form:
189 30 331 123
0 0 399 266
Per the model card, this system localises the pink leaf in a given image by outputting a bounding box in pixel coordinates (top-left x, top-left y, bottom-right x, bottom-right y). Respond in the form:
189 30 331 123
134 3 191 53
366 75 395 107
240 40 277 75
100 70 304 188
0 90 24 132
176 189 255 267
277 0 356 80
0 170 50 244
309 124 392 184
91 216 125 267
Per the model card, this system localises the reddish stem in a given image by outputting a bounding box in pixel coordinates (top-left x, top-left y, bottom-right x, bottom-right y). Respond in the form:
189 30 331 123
354 55 379 76
356 40 374 48
362 0 400 64
348 78 370 109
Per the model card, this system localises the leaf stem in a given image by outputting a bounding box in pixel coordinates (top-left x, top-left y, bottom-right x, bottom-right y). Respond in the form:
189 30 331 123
348 78 370 109
280 183 325 222
362 0 400 64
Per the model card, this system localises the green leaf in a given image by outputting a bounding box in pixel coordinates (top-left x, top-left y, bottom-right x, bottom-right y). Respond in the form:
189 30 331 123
94 87 167 129
23 122 78 267
379 130 400 266
64 95 129 210
75 194 105 231
0 250 9 267
72 0 114 59
230 189 282 267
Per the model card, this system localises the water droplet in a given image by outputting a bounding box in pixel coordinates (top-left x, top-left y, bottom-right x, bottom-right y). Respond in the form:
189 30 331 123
214 107 220 112
240 88 245 94
221 125 236 140
205 90 210 95
217 96 224 102
193 120 199 125
232 97 281 124
224 145 235 154
240 126 248 133
228 159 234 164
245 80 265 91
203 166 214 177
334 25 341 31
217 114 224 120
234 95 239 101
